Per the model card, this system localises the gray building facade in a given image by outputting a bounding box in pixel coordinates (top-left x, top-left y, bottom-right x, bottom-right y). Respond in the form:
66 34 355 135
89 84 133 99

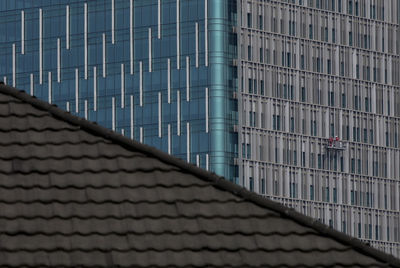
238 0 400 257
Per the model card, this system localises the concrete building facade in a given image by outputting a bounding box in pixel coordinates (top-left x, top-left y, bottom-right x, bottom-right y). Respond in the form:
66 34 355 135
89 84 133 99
238 0 400 256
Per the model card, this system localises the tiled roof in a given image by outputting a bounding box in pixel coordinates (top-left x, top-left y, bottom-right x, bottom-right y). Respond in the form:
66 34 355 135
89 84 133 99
0 83 398 267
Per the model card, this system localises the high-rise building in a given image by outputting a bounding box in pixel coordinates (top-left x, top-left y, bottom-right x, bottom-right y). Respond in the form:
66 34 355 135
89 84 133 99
0 0 238 180
238 0 400 257
1 0 400 257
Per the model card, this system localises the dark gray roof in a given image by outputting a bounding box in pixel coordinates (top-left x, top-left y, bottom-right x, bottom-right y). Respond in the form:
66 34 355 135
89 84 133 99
0 84 398 268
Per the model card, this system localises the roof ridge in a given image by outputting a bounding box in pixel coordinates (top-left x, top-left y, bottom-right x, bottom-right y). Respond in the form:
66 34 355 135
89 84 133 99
0 84 399 266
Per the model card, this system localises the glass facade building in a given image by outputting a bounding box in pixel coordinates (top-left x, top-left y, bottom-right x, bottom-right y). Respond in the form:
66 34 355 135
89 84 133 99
0 0 238 180
2 0 400 258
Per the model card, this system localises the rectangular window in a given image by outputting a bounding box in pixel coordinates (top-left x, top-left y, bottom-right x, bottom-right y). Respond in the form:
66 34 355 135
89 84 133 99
362 128 367 143
261 178 265 194
248 79 252 93
310 185 314 200
301 87 306 102
260 80 264 95
349 32 353 46
327 59 331 74
370 129 374 144
247 13 252 28
342 93 346 108
249 177 254 191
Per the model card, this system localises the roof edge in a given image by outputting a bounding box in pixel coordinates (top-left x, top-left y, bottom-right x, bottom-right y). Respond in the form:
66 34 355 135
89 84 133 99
1 84 399 266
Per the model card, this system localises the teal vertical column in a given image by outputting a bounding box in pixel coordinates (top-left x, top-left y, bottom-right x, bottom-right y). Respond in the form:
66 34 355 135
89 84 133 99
209 0 234 179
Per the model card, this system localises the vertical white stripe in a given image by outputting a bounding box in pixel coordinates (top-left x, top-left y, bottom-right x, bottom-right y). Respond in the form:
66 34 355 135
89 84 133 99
12 44 16 87
196 154 200 167
84 3 88 79
167 58 171 103
75 68 79 113
158 92 162 137
121 129 125 136
93 66 97 111
57 38 61 82
206 153 209 170
130 95 134 139
176 0 180 69
103 33 106 77
195 22 199 68
177 90 181 136
168 124 171 154
130 0 134 74
66 5 70 50
186 56 190 101
186 122 190 162
205 0 208 66
140 127 143 143
48 72 52 104
112 97 116 131
205 87 209 133
121 63 125 108
21 11 25 55
84 100 88 119
139 61 143 106
39 9 43 84
66 101 70 112
30 74 34 96
111 0 115 44
3 77 6 85
158 0 161 39
149 28 152 72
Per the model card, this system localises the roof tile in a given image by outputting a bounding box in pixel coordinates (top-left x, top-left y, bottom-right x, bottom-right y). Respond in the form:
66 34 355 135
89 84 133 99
0 85 398 267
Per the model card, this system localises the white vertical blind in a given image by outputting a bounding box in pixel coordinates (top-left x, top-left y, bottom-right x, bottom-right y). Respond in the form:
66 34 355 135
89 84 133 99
158 0 161 39
187 122 190 162
177 90 181 136
176 0 180 69
167 58 171 103
39 9 43 84
112 97 116 131
75 69 79 113
130 95 134 139
21 11 25 54
57 38 61 82
130 0 134 74
121 64 125 108
111 0 115 44
186 56 190 101
66 5 70 49
102 33 106 77
84 3 88 79
93 66 97 111
158 92 162 137
30 74 34 96
140 61 143 106
48 72 52 104
149 28 152 72
12 44 16 87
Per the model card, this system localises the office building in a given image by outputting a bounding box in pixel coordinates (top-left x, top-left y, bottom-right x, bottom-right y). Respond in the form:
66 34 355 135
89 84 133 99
1 0 400 257
0 0 238 179
238 0 400 256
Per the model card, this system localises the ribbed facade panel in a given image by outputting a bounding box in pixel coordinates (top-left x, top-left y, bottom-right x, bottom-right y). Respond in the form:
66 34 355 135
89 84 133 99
238 0 400 257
